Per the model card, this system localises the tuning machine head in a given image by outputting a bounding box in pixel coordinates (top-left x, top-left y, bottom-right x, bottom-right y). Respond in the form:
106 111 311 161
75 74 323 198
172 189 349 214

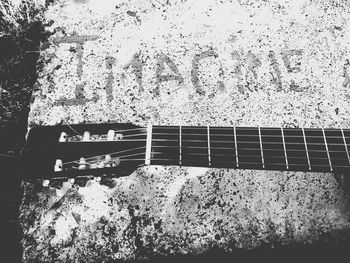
115 133 123 140
59 132 68 142
68 178 75 184
107 130 115 141
54 159 63 172
42 179 50 187
107 130 123 141
104 154 120 167
79 157 87 170
95 176 101 182
82 131 90 141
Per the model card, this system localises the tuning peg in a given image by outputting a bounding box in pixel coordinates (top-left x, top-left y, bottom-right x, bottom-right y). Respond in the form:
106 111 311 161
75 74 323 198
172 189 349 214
54 159 63 172
68 178 75 184
42 180 50 187
105 154 112 167
95 176 101 182
78 157 87 169
107 130 115 141
115 133 123 140
59 132 68 142
82 131 90 141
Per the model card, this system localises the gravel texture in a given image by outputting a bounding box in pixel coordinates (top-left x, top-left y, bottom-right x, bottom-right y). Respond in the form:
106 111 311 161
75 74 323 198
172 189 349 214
21 0 350 262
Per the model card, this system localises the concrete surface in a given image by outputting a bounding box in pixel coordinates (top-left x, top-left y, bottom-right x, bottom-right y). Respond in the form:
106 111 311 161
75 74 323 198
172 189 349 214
21 0 350 262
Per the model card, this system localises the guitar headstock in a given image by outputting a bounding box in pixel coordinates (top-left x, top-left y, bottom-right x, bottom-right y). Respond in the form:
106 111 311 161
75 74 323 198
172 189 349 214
21 123 147 185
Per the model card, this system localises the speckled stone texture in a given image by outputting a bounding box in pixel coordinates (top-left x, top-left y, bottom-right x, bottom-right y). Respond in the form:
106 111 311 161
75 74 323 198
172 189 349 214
21 0 350 262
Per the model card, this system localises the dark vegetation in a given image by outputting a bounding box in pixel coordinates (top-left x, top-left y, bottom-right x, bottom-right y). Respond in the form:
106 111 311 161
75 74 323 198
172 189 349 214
0 1 47 262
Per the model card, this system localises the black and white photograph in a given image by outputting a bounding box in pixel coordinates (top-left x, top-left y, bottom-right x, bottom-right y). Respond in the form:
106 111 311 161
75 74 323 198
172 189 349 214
1 0 350 262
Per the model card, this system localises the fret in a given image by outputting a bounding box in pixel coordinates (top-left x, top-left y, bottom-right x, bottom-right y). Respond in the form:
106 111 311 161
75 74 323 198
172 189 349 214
145 124 152 165
283 128 309 171
260 128 287 170
322 128 333 171
181 126 209 166
258 127 265 168
344 130 350 155
341 129 350 165
207 126 211 166
325 129 350 169
150 126 180 166
179 126 182 166
209 127 236 168
234 127 239 167
303 129 331 172
302 128 311 170
235 127 263 169
281 127 289 169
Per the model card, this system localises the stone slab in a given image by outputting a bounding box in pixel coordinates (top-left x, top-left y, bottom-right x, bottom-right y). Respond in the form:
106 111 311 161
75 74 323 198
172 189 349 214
21 0 350 261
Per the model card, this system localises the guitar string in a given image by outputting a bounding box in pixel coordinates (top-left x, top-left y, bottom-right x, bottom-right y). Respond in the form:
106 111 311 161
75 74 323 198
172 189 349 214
59 142 349 166
70 152 149 165
61 127 350 140
61 127 146 139
111 127 145 132
153 126 350 131
151 139 349 147
76 132 350 140
94 158 350 170
60 141 350 152
66 138 350 147
61 128 350 143
150 152 348 161
69 152 156 167
100 126 350 132
61 158 350 170
61 146 147 165
63 120 83 136
64 153 350 167
151 145 348 153
60 146 350 169
147 131 350 137
63 125 350 136
118 158 350 169
58 140 350 167
64 151 340 166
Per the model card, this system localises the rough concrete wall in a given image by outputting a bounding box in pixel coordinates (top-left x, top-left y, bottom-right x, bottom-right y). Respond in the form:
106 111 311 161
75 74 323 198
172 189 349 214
21 0 350 262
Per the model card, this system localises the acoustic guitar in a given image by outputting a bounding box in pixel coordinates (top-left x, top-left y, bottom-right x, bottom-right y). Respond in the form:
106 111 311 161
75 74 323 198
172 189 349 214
21 123 350 186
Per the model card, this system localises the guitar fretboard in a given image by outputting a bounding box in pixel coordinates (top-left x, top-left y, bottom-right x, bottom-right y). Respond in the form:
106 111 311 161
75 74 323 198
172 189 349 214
147 126 350 173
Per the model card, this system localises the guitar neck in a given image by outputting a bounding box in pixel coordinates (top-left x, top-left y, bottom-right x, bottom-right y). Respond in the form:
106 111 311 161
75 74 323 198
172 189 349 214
21 123 350 181
147 126 350 173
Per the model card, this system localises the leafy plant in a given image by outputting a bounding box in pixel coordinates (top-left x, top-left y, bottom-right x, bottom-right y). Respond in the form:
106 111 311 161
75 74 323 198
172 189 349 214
0 0 45 34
